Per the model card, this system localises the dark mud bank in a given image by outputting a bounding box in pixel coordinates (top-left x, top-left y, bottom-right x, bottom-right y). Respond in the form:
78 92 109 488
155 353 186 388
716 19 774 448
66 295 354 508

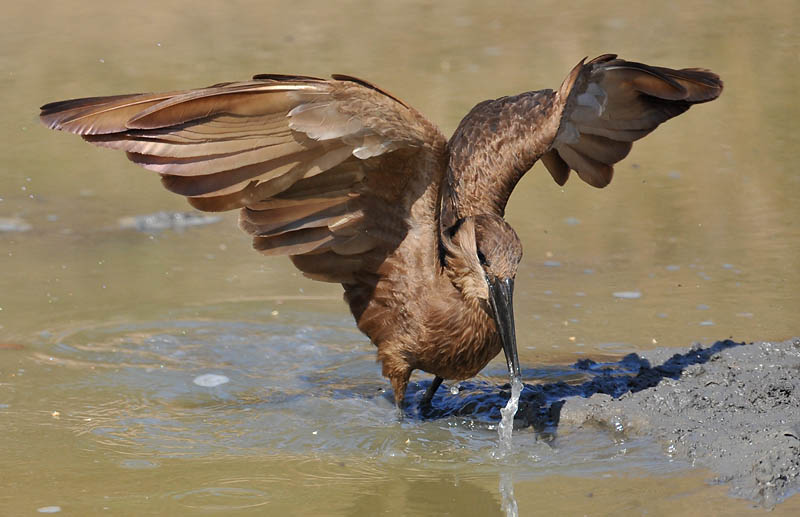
558 338 800 508
411 338 800 507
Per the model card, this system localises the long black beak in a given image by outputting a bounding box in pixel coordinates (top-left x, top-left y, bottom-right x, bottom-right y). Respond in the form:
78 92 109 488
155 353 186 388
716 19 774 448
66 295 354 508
487 277 521 380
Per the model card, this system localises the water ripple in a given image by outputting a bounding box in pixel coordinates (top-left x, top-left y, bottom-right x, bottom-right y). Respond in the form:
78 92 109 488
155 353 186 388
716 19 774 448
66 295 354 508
35 315 688 480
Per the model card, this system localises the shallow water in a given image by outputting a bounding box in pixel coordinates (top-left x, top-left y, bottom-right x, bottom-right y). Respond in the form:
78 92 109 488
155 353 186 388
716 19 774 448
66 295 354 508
2 0 799 514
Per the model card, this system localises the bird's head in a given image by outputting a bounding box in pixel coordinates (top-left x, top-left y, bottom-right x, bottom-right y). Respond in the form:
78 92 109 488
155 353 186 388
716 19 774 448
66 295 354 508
442 213 522 379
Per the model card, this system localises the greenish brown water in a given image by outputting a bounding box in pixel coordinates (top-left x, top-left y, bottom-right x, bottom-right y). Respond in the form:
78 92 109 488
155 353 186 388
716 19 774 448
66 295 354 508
1 0 799 514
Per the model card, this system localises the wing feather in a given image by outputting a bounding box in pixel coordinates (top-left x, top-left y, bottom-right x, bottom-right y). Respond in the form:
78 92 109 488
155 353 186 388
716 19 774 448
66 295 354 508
545 54 723 188
41 74 447 288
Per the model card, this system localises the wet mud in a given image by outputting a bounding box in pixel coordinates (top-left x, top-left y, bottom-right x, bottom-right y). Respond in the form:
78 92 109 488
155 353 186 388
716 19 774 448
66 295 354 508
409 338 800 508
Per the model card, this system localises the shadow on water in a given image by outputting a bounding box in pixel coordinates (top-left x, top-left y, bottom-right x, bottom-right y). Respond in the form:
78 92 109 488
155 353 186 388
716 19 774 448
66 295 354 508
404 339 745 434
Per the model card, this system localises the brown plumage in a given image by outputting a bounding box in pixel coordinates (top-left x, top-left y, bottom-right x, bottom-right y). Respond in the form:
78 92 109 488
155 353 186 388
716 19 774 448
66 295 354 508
40 54 722 408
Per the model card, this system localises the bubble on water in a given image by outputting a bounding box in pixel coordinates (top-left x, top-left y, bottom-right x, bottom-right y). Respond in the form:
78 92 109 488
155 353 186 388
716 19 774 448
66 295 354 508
37 507 61 514
613 291 641 299
193 373 230 387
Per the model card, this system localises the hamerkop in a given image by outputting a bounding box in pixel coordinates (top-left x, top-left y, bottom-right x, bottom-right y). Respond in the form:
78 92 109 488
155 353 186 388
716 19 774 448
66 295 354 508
40 54 722 408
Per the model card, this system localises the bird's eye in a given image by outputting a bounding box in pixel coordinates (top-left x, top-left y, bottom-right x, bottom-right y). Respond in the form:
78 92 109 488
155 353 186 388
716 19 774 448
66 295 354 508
477 249 488 266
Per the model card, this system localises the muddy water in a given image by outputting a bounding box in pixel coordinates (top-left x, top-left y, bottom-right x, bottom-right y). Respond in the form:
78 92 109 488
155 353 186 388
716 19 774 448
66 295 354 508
2 0 799 514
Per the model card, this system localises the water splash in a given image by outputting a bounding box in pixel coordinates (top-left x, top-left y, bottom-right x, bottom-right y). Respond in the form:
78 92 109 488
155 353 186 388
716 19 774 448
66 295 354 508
494 376 523 457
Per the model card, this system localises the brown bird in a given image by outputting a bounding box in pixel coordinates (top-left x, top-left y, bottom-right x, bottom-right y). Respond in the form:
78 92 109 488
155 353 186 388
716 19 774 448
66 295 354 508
40 54 722 408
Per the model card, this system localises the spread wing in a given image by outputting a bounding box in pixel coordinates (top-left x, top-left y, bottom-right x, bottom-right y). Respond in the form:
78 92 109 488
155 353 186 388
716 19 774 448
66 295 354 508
40 75 447 284
542 53 723 188
444 54 723 224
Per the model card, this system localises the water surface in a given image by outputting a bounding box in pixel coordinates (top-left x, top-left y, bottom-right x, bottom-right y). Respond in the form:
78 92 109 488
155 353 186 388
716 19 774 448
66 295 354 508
1 0 798 514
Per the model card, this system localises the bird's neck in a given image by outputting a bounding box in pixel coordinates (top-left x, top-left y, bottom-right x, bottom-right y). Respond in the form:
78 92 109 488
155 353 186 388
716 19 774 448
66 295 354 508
443 89 562 222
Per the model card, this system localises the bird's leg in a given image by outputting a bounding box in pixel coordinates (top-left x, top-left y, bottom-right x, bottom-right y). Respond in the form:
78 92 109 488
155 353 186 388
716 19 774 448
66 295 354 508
389 370 411 409
380 347 413 409
421 376 443 405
